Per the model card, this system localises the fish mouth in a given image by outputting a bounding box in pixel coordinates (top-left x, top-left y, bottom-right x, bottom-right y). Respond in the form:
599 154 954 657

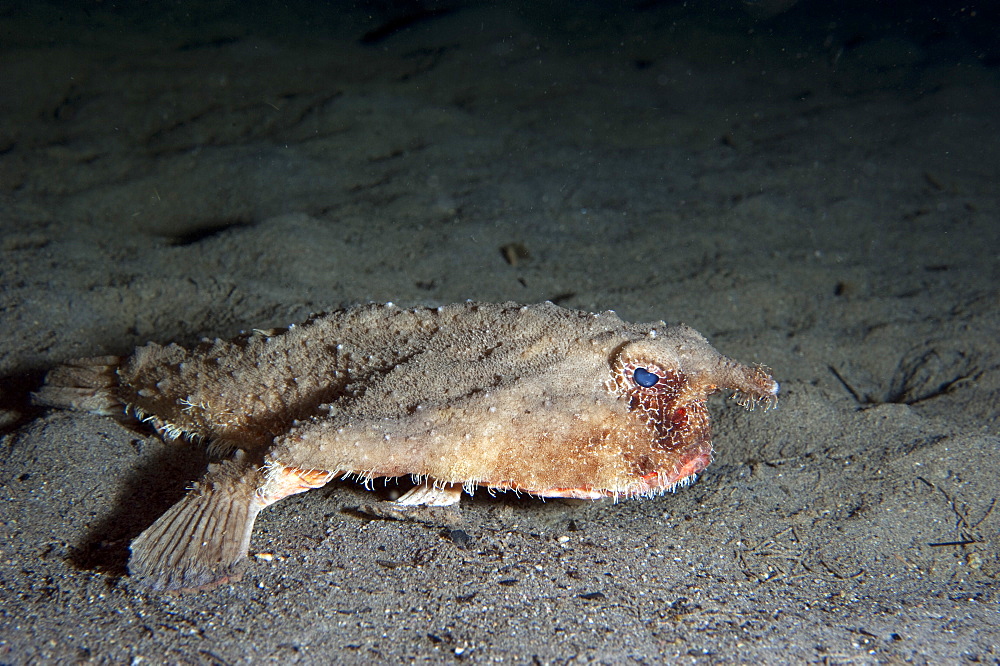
636 443 713 495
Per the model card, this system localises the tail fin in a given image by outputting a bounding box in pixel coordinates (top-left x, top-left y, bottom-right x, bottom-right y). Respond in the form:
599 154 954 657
32 355 124 415
129 451 265 593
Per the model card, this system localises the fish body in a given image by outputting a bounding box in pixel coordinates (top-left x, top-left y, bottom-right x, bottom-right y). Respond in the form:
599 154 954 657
35 301 777 592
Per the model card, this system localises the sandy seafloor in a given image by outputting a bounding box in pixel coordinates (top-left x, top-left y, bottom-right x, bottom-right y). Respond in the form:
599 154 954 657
1 1 999 663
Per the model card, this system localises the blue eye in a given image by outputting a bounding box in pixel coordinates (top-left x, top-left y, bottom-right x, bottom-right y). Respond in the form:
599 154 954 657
633 367 659 388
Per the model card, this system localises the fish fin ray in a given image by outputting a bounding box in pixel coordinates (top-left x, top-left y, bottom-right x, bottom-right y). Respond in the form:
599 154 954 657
32 356 124 415
128 451 263 593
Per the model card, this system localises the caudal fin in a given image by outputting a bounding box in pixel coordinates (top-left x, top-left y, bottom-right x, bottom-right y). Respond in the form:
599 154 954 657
32 355 124 415
129 451 265 592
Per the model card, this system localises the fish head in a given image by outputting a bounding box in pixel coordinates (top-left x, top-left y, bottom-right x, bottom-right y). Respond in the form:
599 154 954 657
597 325 779 495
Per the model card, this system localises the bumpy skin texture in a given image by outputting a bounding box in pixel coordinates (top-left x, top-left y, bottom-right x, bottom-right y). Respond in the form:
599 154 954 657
35 301 778 591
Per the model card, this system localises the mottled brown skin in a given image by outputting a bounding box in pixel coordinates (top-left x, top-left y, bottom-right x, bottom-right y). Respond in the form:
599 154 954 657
34 301 778 592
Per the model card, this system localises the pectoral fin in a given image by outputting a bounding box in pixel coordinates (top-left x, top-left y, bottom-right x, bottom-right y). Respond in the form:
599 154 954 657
128 452 334 592
128 451 264 592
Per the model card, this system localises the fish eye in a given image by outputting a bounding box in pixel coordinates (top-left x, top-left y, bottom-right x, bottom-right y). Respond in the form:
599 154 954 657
632 367 659 388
